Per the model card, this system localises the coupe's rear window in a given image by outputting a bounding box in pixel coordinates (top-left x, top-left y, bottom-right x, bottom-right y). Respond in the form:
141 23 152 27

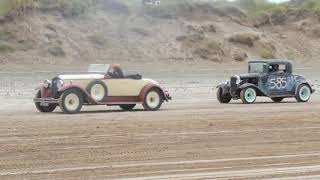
249 63 267 73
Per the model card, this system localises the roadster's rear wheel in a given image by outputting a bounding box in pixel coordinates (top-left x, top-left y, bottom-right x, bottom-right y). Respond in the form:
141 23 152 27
271 97 284 103
119 104 136 111
143 88 163 111
240 87 257 104
217 87 232 104
59 89 83 114
296 84 311 102
35 90 57 113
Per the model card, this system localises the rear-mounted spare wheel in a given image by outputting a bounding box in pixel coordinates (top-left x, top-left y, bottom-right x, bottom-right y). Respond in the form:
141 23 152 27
86 80 108 102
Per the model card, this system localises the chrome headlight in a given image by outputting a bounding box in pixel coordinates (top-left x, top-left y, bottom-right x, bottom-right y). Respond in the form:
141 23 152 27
43 79 51 88
56 79 64 88
235 75 241 85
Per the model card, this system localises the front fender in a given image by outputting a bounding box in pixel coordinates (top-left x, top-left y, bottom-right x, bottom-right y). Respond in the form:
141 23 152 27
239 83 267 96
216 83 230 95
58 85 99 104
139 83 170 102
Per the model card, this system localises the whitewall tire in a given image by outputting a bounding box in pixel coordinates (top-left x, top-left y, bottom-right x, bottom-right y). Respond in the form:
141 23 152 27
240 87 257 104
296 84 311 102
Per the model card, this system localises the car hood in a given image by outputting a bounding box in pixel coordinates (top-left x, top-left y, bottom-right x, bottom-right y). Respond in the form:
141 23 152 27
58 74 105 80
237 73 261 78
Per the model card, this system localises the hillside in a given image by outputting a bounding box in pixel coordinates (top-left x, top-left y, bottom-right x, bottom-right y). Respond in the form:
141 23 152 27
0 0 320 71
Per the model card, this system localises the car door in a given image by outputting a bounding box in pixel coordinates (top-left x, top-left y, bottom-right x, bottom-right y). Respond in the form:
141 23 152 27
267 71 294 97
104 79 148 97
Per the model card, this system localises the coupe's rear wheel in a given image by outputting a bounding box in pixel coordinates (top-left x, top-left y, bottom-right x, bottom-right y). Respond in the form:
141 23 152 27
59 89 83 114
240 87 257 104
296 84 311 102
143 88 163 111
271 97 284 103
217 87 232 104
35 90 57 113
119 104 136 111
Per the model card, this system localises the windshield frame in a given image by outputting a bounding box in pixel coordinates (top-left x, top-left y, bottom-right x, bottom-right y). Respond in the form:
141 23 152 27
87 64 111 74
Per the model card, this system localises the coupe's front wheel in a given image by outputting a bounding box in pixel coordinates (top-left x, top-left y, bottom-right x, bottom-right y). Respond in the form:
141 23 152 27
35 90 57 113
296 84 311 102
59 89 83 114
119 104 136 111
240 87 257 104
217 87 232 104
143 88 163 111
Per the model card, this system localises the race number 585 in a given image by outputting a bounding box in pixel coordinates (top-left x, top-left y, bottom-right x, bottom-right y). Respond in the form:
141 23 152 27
269 77 287 89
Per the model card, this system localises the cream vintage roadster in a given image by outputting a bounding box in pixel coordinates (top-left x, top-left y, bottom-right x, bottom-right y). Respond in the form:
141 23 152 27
34 64 171 114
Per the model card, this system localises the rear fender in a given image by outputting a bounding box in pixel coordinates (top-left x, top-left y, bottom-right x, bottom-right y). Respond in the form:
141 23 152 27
139 83 169 102
239 83 267 96
294 81 313 94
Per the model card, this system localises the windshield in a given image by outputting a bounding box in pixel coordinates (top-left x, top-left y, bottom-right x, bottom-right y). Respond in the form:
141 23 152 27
249 63 268 73
87 64 110 74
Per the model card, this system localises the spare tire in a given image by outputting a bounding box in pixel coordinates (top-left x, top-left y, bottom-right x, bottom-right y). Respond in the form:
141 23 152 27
86 80 108 102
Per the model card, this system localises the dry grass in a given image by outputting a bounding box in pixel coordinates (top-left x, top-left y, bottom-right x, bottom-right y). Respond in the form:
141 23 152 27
259 47 275 59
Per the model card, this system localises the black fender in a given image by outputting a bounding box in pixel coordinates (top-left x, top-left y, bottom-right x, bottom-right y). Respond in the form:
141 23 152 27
293 81 313 94
239 83 267 96
216 83 230 95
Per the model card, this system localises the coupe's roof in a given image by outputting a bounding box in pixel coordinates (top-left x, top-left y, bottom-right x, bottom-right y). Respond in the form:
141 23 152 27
249 59 292 65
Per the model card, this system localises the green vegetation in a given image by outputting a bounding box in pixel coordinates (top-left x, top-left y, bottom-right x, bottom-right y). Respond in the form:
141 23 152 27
48 46 65 57
39 0 94 17
301 0 320 13
0 42 15 53
259 47 275 59
0 0 35 16
236 0 288 16
87 33 108 47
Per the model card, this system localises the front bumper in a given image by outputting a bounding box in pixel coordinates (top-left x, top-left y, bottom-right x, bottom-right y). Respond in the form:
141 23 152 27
33 98 59 104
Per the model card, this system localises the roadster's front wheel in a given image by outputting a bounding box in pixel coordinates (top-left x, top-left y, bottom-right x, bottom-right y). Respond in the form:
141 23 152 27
35 90 57 113
240 87 257 104
59 89 83 114
217 87 232 104
119 104 136 111
296 84 311 102
143 88 163 111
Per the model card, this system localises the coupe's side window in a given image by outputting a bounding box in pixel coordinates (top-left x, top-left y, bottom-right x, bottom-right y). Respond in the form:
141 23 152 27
269 64 286 74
